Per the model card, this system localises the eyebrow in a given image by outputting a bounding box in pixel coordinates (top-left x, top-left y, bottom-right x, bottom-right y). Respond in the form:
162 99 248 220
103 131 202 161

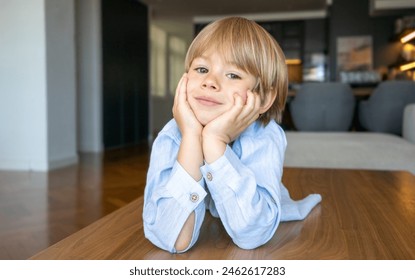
193 55 246 74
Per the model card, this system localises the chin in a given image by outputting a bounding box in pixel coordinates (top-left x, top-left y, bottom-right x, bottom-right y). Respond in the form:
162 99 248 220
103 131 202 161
195 115 213 127
196 117 209 127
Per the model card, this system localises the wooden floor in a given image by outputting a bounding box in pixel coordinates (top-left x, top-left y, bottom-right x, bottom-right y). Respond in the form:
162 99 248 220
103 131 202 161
0 143 150 260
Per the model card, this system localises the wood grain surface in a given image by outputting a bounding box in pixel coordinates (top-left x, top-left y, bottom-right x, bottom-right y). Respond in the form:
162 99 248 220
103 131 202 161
0 145 149 259
31 168 415 260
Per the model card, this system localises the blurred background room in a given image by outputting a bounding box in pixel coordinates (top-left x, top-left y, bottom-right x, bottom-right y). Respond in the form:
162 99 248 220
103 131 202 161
1 0 415 259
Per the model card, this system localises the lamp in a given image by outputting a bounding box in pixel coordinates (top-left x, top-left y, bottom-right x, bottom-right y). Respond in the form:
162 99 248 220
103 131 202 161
400 61 415 71
400 30 415 44
286 59 302 65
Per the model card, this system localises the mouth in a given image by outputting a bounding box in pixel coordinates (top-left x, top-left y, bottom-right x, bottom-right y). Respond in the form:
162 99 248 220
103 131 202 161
195 96 222 106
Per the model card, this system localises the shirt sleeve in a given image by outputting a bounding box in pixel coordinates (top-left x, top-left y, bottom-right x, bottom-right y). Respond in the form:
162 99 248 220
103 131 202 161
200 123 285 250
142 130 207 253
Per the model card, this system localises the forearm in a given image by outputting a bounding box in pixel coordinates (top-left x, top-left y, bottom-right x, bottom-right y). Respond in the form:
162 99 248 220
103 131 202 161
143 160 207 253
178 134 203 180
201 146 281 249
143 125 208 253
175 134 203 251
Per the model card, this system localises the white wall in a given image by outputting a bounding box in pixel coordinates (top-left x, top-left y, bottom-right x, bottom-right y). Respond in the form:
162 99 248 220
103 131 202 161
0 0 78 171
76 0 103 153
45 0 78 168
0 0 48 170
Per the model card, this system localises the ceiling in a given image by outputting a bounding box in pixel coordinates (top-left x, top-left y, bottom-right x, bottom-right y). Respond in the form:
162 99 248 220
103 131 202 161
139 0 328 20
138 0 415 41
138 0 329 40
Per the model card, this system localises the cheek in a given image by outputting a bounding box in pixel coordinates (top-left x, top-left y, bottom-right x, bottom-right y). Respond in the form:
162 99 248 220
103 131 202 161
234 90 248 103
227 90 247 104
185 80 197 97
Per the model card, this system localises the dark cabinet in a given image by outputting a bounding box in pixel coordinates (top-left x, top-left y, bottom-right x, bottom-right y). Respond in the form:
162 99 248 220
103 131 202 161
259 21 304 60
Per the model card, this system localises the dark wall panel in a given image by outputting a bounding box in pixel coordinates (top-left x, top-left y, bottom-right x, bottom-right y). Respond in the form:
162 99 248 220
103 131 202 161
102 0 148 148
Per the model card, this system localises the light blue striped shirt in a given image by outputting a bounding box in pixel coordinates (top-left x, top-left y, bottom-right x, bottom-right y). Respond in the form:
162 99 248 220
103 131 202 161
143 119 321 253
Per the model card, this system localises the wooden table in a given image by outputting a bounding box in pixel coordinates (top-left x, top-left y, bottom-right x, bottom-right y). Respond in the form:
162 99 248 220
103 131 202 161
30 168 415 260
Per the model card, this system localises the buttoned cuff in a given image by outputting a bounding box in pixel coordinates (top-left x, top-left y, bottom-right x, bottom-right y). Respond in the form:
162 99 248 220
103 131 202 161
165 161 207 212
200 145 246 203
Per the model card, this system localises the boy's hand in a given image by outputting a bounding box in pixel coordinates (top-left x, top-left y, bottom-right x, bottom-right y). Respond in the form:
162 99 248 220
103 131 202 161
202 90 261 163
173 74 203 137
174 73 204 181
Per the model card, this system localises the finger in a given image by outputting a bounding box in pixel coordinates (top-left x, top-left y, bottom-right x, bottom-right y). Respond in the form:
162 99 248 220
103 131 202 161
246 90 256 109
181 76 190 107
175 74 186 102
214 94 243 125
239 91 256 118
173 76 183 110
250 92 262 118
228 93 245 117
175 74 189 110
234 93 244 108
173 74 187 116
241 91 261 123
252 91 262 113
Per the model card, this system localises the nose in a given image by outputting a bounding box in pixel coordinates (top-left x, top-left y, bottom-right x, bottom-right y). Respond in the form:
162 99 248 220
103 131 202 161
202 74 219 91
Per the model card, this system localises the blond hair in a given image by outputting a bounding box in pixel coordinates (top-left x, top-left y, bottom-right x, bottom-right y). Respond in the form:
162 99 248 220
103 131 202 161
185 17 288 125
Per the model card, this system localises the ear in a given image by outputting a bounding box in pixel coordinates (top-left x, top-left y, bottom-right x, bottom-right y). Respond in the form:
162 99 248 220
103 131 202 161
259 92 277 114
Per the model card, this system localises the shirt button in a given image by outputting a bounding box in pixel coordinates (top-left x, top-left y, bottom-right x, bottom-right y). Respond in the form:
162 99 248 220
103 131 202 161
190 193 199 203
206 172 213 181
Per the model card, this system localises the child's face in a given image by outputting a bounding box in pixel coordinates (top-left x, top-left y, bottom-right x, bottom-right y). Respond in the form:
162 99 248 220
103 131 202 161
186 50 257 126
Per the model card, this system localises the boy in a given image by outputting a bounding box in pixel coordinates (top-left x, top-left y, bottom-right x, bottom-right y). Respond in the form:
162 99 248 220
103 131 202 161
143 17 321 253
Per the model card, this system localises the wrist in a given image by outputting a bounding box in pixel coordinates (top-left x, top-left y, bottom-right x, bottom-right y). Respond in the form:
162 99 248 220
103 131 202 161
182 130 202 142
202 128 230 144
202 135 227 164
178 133 203 181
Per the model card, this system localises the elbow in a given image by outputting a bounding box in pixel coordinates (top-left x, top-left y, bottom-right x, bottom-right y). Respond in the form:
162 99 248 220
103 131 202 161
174 212 195 253
232 235 269 250
229 221 279 250
174 238 192 253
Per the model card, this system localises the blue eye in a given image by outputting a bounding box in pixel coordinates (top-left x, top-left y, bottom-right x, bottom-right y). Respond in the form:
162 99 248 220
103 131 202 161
227 73 241 79
195 67 208 74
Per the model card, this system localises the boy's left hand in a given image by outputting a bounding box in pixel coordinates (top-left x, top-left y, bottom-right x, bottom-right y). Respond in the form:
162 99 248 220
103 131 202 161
202 90 261 162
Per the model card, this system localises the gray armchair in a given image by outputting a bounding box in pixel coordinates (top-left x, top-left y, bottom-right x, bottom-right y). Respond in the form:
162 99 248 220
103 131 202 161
358 81 415 135
403 104 415 144
289 82 355 131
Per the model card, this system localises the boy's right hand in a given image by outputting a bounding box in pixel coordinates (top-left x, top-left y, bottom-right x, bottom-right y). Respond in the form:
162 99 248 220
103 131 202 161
173 74 203 137
174 74 204 181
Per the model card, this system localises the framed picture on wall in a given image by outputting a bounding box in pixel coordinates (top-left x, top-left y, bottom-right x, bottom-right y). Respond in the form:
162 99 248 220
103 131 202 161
337 36 373 80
